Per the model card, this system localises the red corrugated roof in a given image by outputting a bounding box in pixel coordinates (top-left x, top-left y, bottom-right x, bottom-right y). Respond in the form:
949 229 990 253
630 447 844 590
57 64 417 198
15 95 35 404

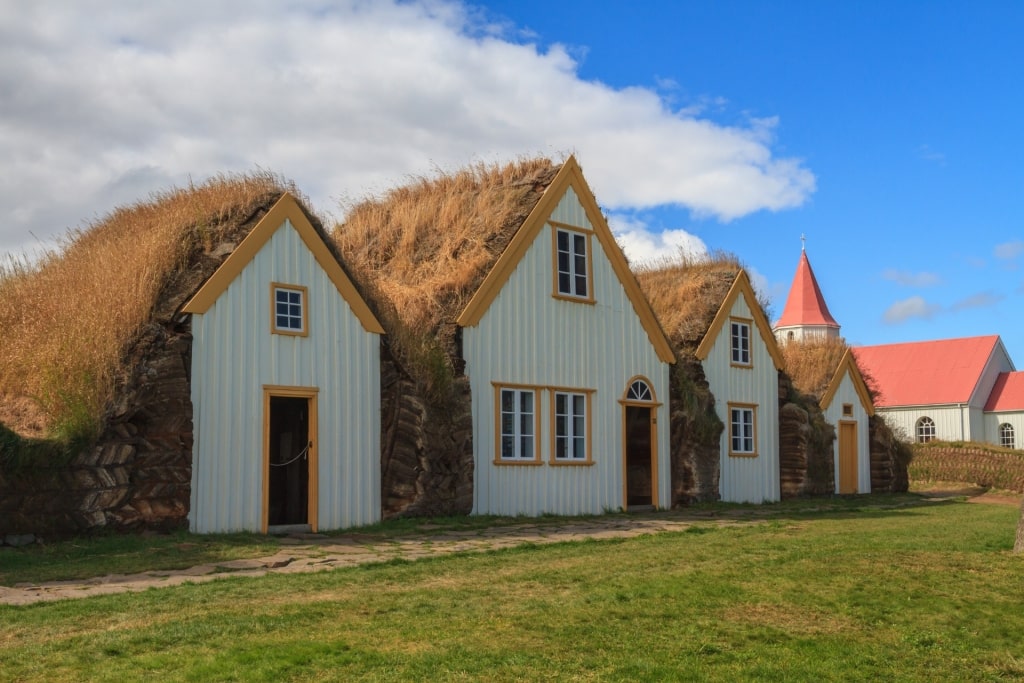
985 372 1024 411
775 251 839 328
852 335 1001 407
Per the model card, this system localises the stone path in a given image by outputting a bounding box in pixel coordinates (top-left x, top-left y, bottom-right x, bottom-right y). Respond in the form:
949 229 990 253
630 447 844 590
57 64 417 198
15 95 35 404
0 515 738 606
5 490 1018 607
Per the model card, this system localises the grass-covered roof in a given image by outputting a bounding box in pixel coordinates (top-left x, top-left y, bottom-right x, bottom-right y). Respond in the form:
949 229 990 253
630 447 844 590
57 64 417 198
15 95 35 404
633 253 747 356
0 172 302 444
780 337 851 400
330 156 562 337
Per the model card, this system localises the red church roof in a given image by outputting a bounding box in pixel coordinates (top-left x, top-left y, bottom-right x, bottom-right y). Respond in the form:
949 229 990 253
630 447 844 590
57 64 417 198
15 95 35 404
852 335 1002 407
775 250 839 329
985 372 1024 411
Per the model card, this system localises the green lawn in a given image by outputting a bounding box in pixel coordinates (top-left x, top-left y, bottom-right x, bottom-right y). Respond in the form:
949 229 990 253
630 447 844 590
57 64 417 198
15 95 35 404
1 499 1022 681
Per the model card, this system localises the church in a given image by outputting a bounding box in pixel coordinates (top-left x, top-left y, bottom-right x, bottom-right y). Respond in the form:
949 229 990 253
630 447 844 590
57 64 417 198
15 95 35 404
772 241 1023 451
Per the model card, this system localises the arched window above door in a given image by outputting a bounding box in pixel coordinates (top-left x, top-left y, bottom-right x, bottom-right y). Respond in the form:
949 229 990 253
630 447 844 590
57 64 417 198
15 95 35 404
626 378 653 402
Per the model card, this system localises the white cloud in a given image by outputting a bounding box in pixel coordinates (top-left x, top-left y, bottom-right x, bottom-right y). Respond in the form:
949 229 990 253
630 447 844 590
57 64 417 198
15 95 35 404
0 1 815 256
950 292 1004 311
881 268 942 287
994 240 1024 261
883 296 941 324
610 214 708 266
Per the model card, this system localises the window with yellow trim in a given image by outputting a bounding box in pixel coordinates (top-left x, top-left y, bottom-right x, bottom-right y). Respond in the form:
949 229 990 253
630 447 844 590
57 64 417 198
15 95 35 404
729 405 756 456
555 227 590 298
553 391 587 461
499 388 537 461
272 284 308 336
730 319 751 366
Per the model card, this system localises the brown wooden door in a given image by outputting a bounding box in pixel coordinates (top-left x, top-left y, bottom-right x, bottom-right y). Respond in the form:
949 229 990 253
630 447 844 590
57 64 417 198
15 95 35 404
838 421 858 494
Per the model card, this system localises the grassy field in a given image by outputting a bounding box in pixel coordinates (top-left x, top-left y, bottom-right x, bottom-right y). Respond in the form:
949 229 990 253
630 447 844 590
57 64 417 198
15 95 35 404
1 497 1022 681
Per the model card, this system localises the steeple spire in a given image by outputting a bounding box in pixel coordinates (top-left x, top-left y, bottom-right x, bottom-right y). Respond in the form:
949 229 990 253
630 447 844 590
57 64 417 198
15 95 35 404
773 244 840 344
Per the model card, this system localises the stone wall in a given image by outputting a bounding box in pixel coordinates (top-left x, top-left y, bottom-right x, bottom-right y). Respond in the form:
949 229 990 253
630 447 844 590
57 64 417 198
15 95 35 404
778 374 836 499
909 443 1024 492
0 322 194 542
379 339 474 519
668 358 722 505
868 415 911 493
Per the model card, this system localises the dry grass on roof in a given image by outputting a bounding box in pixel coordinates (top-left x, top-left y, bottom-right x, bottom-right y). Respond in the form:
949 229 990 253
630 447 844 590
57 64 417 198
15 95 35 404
633 252 744 352
332 156 561 334
0 171 294 442
781 337 851 399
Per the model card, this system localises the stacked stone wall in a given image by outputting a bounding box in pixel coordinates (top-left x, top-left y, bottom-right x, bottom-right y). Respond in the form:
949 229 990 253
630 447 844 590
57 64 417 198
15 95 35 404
379 339 474 519
0 323 194 543
909 444 1024 492
668 358 722 505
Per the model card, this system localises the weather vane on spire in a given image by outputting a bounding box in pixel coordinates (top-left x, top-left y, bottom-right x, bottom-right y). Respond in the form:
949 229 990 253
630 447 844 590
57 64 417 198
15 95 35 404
801 233 806 251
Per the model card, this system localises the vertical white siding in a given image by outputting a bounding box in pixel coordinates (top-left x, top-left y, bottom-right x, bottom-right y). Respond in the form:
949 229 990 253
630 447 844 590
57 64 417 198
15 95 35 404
463 187 671 516
984 412 1024 448
822 371 871 494
190 220 380 533
701 295 781 503
877 406 967 443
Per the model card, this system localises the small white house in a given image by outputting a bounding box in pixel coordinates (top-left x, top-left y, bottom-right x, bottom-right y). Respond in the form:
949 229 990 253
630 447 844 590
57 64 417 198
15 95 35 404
457 157 676 515
182 193 385 533
694 271 784 503
818 349 874 493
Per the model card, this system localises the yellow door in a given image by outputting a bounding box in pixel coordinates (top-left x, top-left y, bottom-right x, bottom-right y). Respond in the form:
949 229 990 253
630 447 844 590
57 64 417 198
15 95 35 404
838 421 858 494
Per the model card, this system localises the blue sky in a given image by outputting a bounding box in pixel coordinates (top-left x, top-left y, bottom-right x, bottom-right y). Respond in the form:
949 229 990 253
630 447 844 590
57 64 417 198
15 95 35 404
1 1 1021 361
480 0 1024 360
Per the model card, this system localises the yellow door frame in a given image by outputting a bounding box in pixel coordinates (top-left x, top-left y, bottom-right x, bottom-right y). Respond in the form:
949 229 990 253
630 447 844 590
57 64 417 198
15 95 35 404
262 385 319 533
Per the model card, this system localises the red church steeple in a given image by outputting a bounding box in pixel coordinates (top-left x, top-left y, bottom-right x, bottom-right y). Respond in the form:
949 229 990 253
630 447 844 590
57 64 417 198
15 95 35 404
774 239 839 343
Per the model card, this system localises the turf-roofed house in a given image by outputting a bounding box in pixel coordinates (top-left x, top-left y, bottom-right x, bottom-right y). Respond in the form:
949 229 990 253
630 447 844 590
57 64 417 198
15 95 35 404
772 246 910 493
636 255 838 503
0 175 384 537
334 155 676 517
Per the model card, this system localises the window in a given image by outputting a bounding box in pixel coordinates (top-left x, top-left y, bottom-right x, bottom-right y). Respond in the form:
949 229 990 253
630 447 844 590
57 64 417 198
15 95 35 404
730 319 751 366
271 284 308 336
842 403 854 417
1000 423 1015 449
554 227 590 299
553 391 587 462
729 404 756 456
916 416 935 443
627 379 653 402
498 388 537 461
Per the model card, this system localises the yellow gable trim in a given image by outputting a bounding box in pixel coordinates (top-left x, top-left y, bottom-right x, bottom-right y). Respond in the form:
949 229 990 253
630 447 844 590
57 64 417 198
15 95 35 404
694 270 784 369
820 349 875 416
180 193 384 334
456 156 675 364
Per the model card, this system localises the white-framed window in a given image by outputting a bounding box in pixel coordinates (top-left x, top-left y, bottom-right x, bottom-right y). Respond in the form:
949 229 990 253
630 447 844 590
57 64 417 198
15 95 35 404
271 283 308 336
555 227 590 299
916 416 936 443
498 388 537 461
729 404 756 456
553 391 587 461
730 319 751 366
999 423 1015 449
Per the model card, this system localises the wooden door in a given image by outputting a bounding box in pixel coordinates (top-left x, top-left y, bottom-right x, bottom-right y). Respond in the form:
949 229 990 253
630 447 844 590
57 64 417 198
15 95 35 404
838 421 858 494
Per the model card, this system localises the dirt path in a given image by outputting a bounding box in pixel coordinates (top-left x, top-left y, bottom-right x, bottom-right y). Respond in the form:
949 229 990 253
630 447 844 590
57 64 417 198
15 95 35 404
4 491 1018 607
0 516 732 606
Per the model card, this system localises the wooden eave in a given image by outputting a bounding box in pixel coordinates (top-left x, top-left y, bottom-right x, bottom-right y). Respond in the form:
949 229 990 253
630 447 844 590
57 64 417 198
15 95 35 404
456 155 676 364
694 270 784 369
180 192 385 334
819 348 875 416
